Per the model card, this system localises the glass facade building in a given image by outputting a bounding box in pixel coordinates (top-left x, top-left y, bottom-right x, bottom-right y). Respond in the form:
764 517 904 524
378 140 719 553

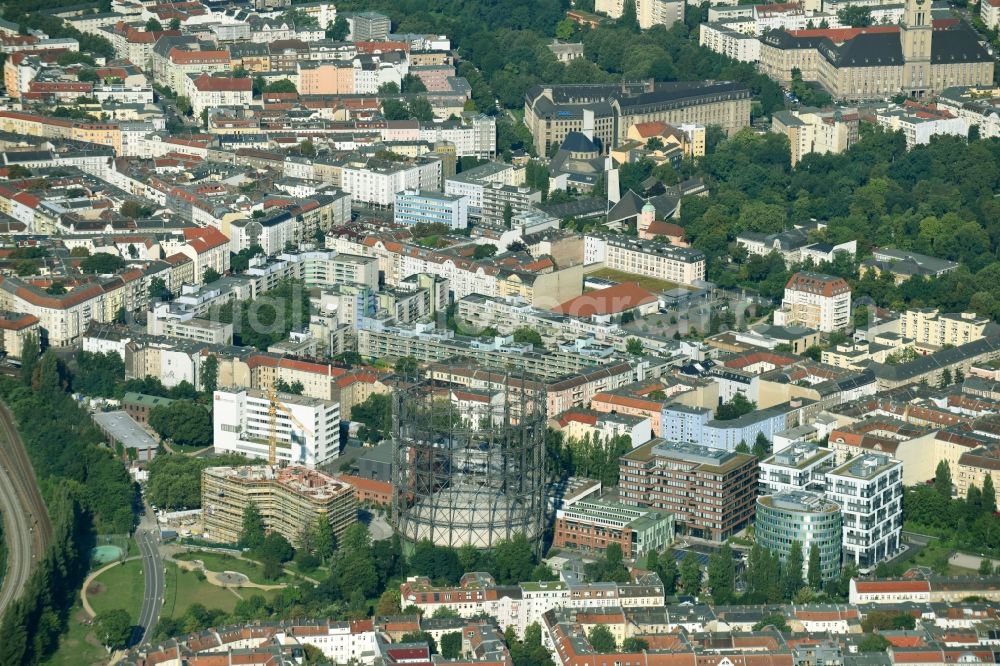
756 490 842 581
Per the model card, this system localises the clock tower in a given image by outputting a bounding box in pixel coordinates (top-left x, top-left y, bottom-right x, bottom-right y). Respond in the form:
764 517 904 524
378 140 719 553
900 0 932 97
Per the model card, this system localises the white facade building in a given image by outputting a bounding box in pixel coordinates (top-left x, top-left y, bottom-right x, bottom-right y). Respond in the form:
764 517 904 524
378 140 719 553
699 22 761 62
585 233 706 286
825 453 903 569
759 442 835 496
774 271 852 333
340 158 442 207
394 189 469 230
212 389 341 468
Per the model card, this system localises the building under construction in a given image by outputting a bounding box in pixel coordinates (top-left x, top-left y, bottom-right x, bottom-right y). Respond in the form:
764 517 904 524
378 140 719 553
391 371 546 551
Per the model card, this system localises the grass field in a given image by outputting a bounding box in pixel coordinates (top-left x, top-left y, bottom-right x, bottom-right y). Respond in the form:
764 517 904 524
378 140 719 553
162 564 243 616
42 604 107 666
585 267 688 294
173 551 298 585
87 559 144 622
160 563 282 618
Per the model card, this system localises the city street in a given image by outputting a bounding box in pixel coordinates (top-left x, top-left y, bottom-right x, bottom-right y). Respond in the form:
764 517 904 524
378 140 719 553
134 502 165 647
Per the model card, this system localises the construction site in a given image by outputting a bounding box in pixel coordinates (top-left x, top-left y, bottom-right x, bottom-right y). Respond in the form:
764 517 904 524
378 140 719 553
390 372 547 551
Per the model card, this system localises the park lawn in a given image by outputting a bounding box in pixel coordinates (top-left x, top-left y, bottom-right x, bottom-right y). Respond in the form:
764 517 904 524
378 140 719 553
42 604 108 666
88 559 144 622
585 267 686 294
174 551 298 584
162 564 241 616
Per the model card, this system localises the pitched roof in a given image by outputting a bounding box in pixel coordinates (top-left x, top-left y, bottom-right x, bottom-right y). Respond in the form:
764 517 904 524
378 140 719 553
554 282 657 317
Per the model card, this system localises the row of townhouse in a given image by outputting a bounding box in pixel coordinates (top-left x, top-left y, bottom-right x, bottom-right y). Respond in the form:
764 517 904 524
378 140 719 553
399 573 664 639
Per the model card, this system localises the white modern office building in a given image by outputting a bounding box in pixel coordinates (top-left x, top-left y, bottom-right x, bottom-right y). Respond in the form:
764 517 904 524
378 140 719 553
212 389 341 468
394 189 469 230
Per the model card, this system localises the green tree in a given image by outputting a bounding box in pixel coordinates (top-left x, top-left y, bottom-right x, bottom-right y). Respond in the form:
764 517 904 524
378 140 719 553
784 541 804 599
408 97 435 121
626 338 644 355
587 625 616 653
934 460 953 498
401 632 437 654
94 608 132 650
19 331 39 385
264 79 298 94
680 551 702 595
984 475 997 515
555 18 576 40
807 543 822 589
715 394 756 420
622 637 649 652
858 634 891 653
473 244 498 260
752 432 770 460
80 252 126 274
503 203 514 229
494 533 536 584
201 354 218 394
239 500 266 550
441 632 462 659
326 16 349 39
14 259 38 277
707 543 735 603
309 515 335 564
258 532 294 564
148 400 211 448
149 276 171 300
145 17 162 31
169 17 181 30
203 267 221 283
752 614 791 632
175 95 192 116
837 6 873 26
513 327 543 346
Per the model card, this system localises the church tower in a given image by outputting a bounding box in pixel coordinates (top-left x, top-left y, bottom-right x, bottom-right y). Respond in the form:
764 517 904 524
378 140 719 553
900 0 932 97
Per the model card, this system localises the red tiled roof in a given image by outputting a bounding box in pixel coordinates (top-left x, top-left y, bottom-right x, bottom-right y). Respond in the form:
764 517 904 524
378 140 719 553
854 580 930 593
190 73 251 92
554 282 656 317
182 226 229 252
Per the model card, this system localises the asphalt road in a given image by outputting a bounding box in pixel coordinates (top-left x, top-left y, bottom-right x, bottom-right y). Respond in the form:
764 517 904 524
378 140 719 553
0 402 52 619
134 521 165 646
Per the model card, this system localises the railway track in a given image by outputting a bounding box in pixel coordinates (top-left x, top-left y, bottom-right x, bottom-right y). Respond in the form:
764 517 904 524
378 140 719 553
0 401 52 617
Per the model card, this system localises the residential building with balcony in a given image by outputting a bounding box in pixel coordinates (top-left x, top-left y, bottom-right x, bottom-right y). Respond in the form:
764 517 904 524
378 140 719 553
825 453 903 569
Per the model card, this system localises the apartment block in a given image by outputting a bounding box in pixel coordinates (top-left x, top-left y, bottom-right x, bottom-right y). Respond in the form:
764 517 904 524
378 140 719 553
595 0 685 29
619 439 757 542
201 465 356 547
899 309 991 348
212 388 341 468
394 189 469 230
774 272 851 333
771 107 860 166
759 442 835 495
480 183 541 224
585 233 706 286
699 22 762 62
825 453 903 569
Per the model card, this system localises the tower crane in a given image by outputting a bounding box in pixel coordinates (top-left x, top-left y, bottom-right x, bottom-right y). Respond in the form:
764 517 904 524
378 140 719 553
267 387 314 466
